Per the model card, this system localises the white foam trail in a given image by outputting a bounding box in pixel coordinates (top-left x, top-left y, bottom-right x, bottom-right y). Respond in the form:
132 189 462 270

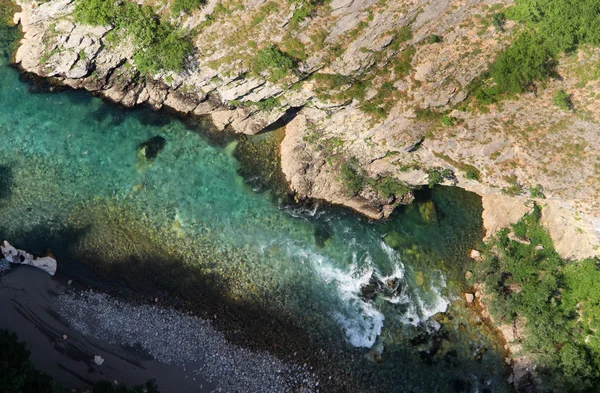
287 240 450 348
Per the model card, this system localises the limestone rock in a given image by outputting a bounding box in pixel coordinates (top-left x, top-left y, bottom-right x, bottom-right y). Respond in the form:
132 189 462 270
468 249 482 262
464 293 474 303
1 240 57 275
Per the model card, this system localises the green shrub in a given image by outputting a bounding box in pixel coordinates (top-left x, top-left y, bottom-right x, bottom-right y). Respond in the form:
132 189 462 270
462 165 480 181
340 157 366 196
440 115 457 126
426 167 454 188
492 12 506 31
394 26 412 44
74 0 193 73
252 46 295 81
482 0 600 101
553 89 573 110
428 34 441 44
171 0 203 15
491 32 556 94
0 330 57 393
256 97 280 111
529 183 546 198
369 176 410 200
393 46 415 78
476 207 600 391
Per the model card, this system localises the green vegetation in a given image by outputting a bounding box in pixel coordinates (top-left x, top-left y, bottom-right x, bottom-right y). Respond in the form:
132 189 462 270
360 82 399 119
256 97 280 111
477 206 600 392
463 165 480 181
428 34 441 44
74 0 193 73
501 175 522 196
251 1 278 26
340 157 366 196
553 89 573 110
388 26 412 51
492 12 506 31
311 73 367 103
490 32 556 94
393 46 415 78
0 329 56 393
473 0 600 104
171 0 204 15
339 158 410 199
433 153 481 182
369 176 410 199
0 329 159 393
529 183 545 198
252 46 295 82
426 167 454 188
440 115 457 127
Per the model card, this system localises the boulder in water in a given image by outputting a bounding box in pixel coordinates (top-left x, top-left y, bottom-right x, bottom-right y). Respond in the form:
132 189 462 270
418 200 438 224
137 136 166 162
0 240 57 275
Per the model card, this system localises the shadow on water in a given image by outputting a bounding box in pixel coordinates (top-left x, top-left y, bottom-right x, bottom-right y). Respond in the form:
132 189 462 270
0 164 13 200
0 220 365 393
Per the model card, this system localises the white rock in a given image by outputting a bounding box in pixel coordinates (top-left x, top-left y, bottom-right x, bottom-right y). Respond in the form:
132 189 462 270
468 249 482 261
465 293 474 303
1 240 57 275
94 355 105 366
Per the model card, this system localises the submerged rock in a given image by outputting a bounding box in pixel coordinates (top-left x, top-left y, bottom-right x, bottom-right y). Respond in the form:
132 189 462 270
418 200 438 225
0 240 57 275
137 136 166 162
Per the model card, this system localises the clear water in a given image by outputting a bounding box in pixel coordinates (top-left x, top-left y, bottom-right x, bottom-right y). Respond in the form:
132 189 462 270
0 32 509 391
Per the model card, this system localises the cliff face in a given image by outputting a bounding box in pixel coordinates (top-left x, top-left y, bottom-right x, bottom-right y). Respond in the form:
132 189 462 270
11 0 600 258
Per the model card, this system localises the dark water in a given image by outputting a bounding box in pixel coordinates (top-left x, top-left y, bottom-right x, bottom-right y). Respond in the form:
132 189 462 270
0 22 510 392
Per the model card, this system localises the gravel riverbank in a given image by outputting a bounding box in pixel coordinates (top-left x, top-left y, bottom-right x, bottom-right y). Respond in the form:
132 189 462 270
0 266 317 393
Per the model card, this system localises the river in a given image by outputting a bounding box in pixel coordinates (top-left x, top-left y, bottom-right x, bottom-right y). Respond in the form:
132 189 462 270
0 21 510 392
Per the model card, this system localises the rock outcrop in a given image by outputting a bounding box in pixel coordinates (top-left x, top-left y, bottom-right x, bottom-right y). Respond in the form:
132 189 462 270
1 240 57 275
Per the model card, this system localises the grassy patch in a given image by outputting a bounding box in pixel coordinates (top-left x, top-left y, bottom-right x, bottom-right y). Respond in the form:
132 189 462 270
171 0 204 15
553 89 573 110
252 45 295 82
74 0 193 73
340 157 366 196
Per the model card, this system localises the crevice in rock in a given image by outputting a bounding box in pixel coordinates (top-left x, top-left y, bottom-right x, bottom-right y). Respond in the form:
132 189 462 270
259 105 304 134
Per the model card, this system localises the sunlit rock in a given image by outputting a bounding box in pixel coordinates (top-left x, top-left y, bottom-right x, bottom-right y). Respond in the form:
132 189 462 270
0 240 57 275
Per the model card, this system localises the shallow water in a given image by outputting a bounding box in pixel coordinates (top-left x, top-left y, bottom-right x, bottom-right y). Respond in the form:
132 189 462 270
0 32 509 392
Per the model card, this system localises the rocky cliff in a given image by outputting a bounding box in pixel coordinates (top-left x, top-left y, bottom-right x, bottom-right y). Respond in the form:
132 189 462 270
11 0 600 259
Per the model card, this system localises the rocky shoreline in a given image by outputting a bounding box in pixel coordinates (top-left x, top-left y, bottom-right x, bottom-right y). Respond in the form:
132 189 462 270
11 0 600 260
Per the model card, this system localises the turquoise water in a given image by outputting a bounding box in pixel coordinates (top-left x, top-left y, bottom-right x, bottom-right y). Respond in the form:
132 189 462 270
0 35 509 391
